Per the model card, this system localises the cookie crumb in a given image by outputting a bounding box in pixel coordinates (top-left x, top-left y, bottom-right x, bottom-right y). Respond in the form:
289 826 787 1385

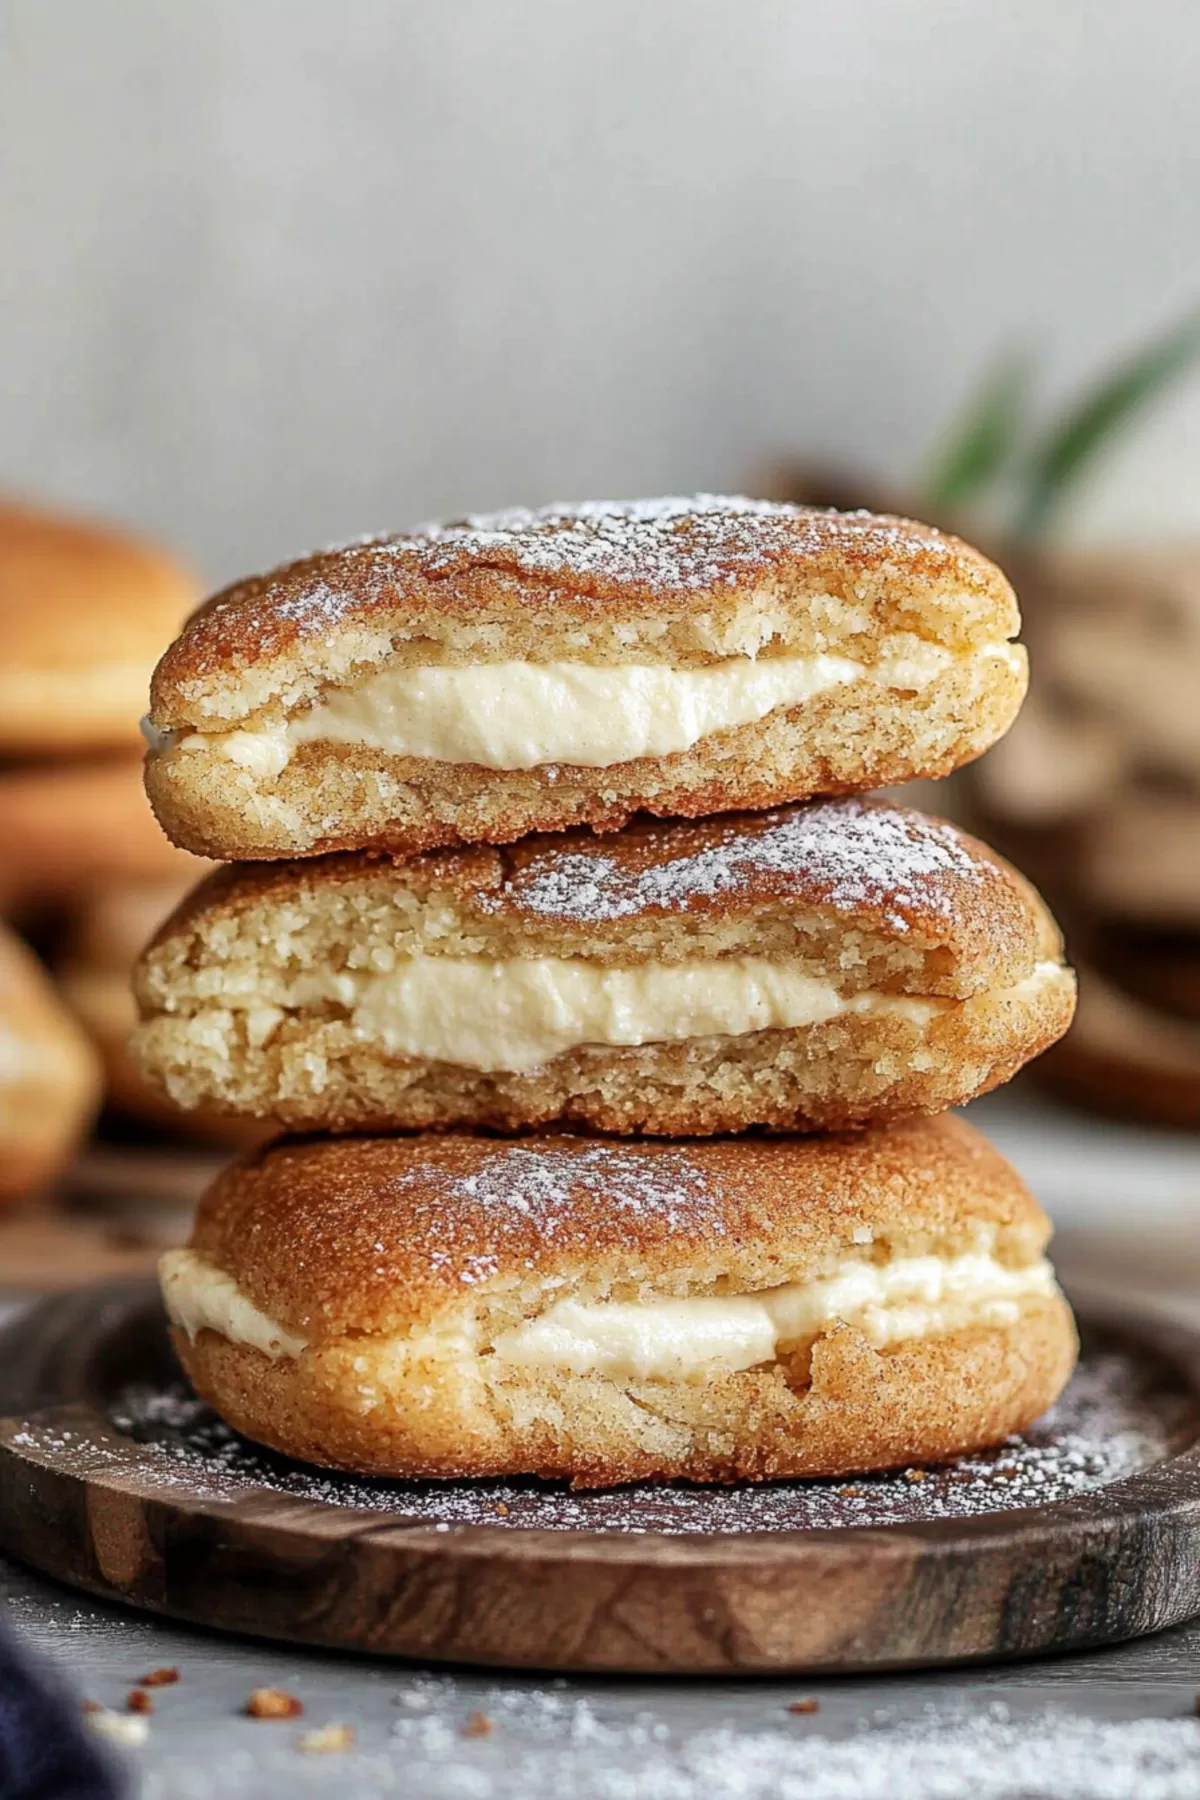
299 1723 355 1754
247 1688 304 1720
838 1486 862 1498
789 1698 821 1714
127 1690 153 1714
86 1709 150 1747
463 1711 493 1738
494 1502 509 1516
904 1469 928 1483
140 1667 180 1687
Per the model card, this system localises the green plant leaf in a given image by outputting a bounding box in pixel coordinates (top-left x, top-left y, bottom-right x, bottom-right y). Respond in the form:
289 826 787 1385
920 349 1033 513
1016 309 1200 539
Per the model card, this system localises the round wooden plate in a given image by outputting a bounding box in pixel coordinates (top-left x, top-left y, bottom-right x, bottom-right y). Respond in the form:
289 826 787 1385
2 1279 1200 1675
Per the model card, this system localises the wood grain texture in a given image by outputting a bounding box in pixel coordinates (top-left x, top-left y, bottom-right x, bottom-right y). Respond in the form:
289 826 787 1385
1 1281 1200 1675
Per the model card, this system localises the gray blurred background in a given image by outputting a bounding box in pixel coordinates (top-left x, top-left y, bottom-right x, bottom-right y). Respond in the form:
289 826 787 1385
3 0 1200 584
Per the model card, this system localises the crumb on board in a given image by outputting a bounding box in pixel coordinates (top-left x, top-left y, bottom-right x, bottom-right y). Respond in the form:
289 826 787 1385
788 1699 821 1715
126 1690 153 1714
86 1709 150 1747
299 1723 355 1754
463 1710 494 1738
140 1667 180 1687
247 1688 304 1720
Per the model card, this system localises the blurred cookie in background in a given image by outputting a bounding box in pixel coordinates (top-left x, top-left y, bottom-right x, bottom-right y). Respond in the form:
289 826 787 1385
1038 964 1200 1130
0 495 199 758
0 492 202 934
975 545 1200 836
970 545 1200 1127
0 920 100 1205
58 877 267 1148
0 758 198 927
1092 927 1200 1024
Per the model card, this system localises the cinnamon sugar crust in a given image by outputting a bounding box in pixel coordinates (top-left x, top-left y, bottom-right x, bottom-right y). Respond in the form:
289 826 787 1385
143 498 1025 858
172 1118 1076 1484
132 800 1074 1134
190 1118 1051 1338
173 1299 1076 1485
151 499 1019 724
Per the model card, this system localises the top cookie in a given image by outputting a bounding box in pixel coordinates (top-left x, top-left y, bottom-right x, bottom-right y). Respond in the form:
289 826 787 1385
144 497 1025 860
0 497 200 756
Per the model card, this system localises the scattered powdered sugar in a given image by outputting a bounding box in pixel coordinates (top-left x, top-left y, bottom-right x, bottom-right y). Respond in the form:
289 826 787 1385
97 1344 1190 1528
496 798 984 930
140 1687 1200 1800
382 1697 1200 1800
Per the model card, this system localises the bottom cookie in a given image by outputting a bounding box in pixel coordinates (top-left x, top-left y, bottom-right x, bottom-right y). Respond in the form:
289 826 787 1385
161 1118 1077 1486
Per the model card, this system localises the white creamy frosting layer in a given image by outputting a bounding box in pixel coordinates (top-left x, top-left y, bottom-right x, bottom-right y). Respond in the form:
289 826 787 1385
172 639 1021 775
160 1248 1057 1379
492 1253 1058 1379
160 1250 306 1359
281 954 945 1073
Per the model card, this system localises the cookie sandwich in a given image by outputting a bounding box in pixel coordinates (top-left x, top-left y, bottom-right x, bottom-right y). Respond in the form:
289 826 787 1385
143 497 1027 860
133 796 1075 1136
160 1117 1076 1485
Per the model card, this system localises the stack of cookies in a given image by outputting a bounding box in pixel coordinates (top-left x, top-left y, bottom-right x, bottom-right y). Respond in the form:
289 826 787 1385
0 496 204 1201
135 498 1077 1486
972 544 1200 1128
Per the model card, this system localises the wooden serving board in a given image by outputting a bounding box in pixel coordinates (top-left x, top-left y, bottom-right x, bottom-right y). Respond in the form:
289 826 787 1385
2 1280 1200 1675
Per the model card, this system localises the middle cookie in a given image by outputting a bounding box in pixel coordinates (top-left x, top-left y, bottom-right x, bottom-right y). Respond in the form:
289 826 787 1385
135 806 1072 1137
133 797 1075 1136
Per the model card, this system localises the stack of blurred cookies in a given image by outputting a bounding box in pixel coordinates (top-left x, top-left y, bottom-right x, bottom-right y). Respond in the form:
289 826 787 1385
974 545 1200 1127
134 498 1077 1486
0 496 205 1205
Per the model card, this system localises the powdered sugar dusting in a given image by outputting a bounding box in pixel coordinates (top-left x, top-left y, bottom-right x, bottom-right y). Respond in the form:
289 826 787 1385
212 497 949 641
496 799 985 930
399 496 912 593
94 1342 1190 1528
385 1141 728 1251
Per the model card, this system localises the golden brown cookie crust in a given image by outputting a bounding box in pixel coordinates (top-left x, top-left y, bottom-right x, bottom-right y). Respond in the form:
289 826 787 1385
133 799 1074 1135
172 1299 1076 1486
150 498 1019 725
143 498 1024 858
188 1117 1051 1340
173 1118 1074 1484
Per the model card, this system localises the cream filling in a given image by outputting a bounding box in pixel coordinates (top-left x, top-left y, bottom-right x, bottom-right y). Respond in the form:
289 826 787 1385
265 953 1062 1074
171 640 1021 776
160 1248 1057 1378
285 954 945 1073
160 1250 307 1359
